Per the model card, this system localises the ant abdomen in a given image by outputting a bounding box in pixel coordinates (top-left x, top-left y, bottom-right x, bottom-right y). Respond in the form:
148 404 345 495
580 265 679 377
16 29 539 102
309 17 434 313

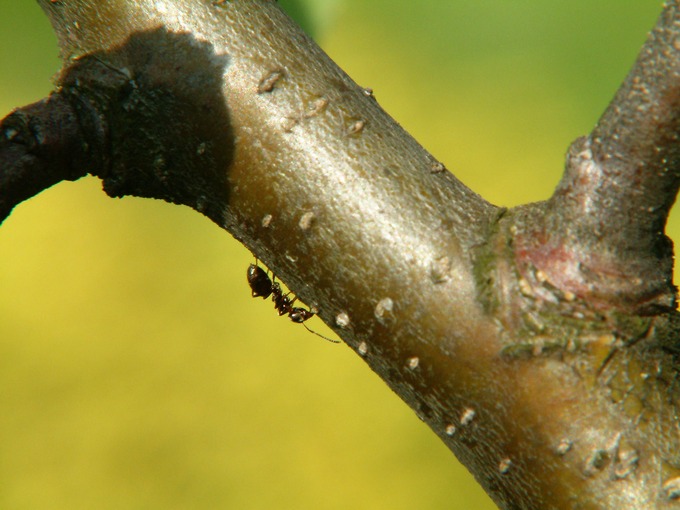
247 263 273 299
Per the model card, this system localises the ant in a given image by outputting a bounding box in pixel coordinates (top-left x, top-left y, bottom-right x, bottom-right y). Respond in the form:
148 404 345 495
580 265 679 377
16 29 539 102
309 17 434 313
247 262 340 343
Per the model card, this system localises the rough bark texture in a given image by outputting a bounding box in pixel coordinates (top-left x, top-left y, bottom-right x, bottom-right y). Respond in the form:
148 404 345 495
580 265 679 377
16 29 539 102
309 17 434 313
1 1 680 508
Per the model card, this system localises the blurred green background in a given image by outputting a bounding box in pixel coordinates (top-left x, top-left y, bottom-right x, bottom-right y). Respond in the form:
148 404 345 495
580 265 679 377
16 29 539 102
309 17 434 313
0 1 672 509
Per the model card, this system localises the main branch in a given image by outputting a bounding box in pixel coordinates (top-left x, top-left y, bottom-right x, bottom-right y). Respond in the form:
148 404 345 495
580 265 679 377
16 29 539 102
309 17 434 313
0 1 679 508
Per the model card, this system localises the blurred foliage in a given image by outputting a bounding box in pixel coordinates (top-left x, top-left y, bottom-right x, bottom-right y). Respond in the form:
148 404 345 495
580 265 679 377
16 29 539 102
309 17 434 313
279 0 342 37
278 0 316 36
0 1 674 510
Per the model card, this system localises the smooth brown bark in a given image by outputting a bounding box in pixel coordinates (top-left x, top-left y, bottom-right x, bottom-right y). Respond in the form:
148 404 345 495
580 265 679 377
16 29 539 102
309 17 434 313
0 1 679 508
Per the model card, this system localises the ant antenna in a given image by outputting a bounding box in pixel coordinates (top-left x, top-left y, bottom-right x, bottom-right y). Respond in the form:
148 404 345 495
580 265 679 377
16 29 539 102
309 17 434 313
302 322 341 344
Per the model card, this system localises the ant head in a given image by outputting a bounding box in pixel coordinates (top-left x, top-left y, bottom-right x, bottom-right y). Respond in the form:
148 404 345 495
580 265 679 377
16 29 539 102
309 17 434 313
289 307 315 323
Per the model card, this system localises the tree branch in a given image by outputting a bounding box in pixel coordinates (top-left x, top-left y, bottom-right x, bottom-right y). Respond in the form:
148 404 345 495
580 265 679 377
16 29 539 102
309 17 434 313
516 2 680 313
0 1 678 508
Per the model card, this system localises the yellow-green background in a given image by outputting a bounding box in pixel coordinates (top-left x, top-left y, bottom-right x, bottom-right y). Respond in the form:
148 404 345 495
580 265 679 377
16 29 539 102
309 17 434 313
0 2 672 509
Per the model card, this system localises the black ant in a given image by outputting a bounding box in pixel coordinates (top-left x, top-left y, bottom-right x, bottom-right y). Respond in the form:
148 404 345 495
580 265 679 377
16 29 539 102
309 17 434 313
247 262 340 343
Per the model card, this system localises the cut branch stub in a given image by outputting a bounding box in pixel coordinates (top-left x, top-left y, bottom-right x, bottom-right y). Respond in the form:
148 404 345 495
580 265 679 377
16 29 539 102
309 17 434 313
59 29 234 224
0 94 90 223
